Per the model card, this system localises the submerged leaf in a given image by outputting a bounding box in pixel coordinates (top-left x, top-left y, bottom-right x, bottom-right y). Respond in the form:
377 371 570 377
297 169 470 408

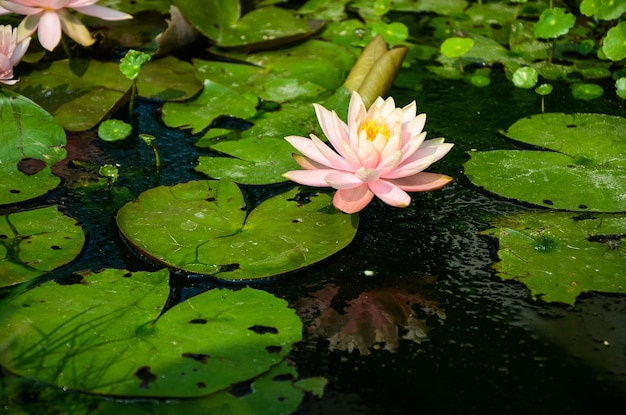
482 211 626 304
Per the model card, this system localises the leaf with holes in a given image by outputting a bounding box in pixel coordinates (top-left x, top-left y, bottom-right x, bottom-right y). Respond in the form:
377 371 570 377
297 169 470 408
0 268 303 397
116 180 358 281
463 113 626 212
1 360 304 415
0 206 85 287
0 91 66 205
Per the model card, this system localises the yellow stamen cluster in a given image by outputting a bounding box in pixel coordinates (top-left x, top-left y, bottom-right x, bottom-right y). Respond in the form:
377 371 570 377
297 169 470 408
361 119 390 142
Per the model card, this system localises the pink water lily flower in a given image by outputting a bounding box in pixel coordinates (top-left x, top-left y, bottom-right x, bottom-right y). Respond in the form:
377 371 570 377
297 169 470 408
0 0 132 51
283 92 454 214
0 24 30 85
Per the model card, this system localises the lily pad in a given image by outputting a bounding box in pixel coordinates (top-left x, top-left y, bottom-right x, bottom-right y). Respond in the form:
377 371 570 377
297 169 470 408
116 180 358 281
463 113 626 212
196 137 300 185
0 268 302 397
0 206 85 288
195 102 323 184
192 59 326 103
1 360 304 415
136 56 203 102
533 7 576 39
173 1 321 49
482 211 626 304
0 90 66 205
11 59 133 131
161 79 258 134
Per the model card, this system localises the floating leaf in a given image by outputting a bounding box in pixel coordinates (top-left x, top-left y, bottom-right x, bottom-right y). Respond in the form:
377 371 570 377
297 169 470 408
571 82 603 100
1 360 304 415
116 180 358 281
440 37 475 59
98 119 132 142
136 56 203 102
511 66 538 88
196 137 300 185
119 50 151 81
195 101 325 184
0 90 66 205
11 59 132 131
0 206 85 288
616 77 626 100
161 80 258 134
580 0 626 20
0 268 302 397
601 21 626 61
535 83 553 95
173 1 321 49
464 113 626 212
533 7 576 39
482 211 626 305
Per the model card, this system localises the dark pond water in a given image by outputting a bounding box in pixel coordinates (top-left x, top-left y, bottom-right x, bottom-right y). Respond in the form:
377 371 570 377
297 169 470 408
2 68 625 414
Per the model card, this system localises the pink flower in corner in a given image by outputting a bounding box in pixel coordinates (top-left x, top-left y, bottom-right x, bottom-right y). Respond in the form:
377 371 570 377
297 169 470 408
283 92 454 214
0 25 30 85
0 0 132 51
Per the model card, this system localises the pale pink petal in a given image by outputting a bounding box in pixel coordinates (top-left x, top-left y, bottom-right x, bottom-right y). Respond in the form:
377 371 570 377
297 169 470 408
283 169 337 187
9 36 30 65
0 54 15 83
383 154 435 179
67 0 100 6
292 154 326 170
381 130 402 160
403 113 426 141
356 134 379 169
400 100 417 122
333 184 374 213
310 134 353 170
347 91 367 128
389 172 453 192
0 6 10 15
325 171 363 189
314 103 349 152
285 135 335 169
58 8 94 46
0 2 43 15
398 131 427 160
35 11 63 50
417 139 454 163
369 180 411 207
73 4 132 20
375 150 403 176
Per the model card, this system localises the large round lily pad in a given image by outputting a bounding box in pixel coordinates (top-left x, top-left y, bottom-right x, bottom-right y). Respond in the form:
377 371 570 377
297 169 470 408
116 180 358 281
481 211 626 305
0 268 302 398
464 113 626 212
0 91 66 205
0 206 85 287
